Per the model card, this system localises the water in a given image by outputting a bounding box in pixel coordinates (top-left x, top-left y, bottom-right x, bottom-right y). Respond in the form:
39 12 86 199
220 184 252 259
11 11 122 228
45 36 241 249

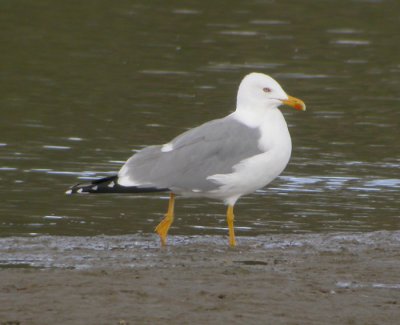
1 231 400 269
1 0 399 238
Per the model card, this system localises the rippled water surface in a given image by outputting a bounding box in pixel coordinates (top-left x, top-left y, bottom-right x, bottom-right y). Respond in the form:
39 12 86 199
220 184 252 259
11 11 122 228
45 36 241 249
1 0 399 237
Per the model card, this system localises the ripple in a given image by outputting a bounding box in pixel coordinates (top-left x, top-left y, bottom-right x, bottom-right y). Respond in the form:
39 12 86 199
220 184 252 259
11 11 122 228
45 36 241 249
276 72 330 79
172 9 201 15
336 281 400 290
277 175 400 192
140 70 189 76
250 19 289 25
206 62 283 72
332 39 371 46
67 137 84 142
27 169 99 177
43 215 66 220
42 145 71 150
365 179 400 188
218 30 259 36
346 59 368 64
0 167 17 171
327 28 363 34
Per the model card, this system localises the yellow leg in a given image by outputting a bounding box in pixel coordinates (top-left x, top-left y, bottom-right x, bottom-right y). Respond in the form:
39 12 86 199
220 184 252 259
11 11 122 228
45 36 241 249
226 205 236 247
155 193 175 246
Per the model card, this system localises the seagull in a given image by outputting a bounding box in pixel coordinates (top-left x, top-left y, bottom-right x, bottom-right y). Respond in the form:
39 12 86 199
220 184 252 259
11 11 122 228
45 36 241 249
66 72 305 247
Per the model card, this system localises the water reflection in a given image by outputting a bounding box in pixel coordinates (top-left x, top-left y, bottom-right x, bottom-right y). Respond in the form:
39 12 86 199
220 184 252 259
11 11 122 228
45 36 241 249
0 0 399 237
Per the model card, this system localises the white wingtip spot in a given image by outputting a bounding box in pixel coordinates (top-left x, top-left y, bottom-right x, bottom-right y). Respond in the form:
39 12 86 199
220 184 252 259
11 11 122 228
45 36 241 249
118 176 139 186
161 143 174 152
108 181 115 188
77 188 83 193
92 185 98 191
65 189 72 195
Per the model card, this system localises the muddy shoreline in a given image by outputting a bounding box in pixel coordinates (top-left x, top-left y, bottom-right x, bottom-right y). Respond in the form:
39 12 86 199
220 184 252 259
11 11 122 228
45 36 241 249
1 232 399 324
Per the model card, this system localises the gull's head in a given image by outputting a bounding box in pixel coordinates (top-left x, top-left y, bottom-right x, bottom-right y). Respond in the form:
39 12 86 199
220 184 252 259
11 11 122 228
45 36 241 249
236 72 306 111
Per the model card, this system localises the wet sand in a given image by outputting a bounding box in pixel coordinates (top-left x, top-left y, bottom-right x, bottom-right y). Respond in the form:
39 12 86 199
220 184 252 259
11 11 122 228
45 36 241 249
1 231 400 324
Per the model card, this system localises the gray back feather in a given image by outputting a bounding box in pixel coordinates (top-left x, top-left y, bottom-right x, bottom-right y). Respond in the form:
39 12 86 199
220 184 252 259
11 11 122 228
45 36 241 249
120 116 263 192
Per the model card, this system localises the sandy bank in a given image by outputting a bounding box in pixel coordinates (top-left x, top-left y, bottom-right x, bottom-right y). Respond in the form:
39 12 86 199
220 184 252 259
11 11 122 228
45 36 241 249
1 231 399 324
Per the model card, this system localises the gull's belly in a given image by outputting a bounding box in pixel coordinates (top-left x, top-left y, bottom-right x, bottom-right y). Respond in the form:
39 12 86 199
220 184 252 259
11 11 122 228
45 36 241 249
176 109 293 205
241 148 290 191
223 144 291 195
235 110 292 192
206 128 292 204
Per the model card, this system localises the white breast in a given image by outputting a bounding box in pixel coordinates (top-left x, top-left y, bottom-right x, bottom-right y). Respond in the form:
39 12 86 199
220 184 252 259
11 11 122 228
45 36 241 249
207 108 292 205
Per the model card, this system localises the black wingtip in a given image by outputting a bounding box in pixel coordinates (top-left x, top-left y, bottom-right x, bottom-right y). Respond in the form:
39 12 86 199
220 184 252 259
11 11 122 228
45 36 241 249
66 175 169 195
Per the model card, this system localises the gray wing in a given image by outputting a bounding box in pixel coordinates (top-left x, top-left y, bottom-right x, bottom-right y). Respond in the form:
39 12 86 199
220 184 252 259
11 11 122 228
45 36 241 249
118 116 263 192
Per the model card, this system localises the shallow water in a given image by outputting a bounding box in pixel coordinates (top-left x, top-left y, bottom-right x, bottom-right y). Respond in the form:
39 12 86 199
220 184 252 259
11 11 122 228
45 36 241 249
1 0 399 237
1 231 399 270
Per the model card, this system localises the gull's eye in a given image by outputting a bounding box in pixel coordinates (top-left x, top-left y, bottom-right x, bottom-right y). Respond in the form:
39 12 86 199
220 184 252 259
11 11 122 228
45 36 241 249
263 87 272 93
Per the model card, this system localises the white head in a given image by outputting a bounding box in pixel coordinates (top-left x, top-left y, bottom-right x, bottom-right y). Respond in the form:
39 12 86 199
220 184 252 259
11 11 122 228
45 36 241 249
236 72 305 111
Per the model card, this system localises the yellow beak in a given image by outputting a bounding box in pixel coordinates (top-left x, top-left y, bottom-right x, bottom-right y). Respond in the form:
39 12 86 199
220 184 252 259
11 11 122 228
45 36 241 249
282 95 306 111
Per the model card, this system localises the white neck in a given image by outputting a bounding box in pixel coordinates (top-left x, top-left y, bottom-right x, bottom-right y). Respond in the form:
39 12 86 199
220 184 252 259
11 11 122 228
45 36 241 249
232 103 280 128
